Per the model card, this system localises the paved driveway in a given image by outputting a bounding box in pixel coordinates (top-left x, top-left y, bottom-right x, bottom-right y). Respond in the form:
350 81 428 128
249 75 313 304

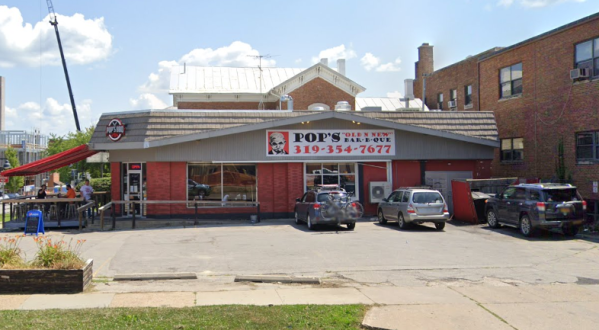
4 219 598 288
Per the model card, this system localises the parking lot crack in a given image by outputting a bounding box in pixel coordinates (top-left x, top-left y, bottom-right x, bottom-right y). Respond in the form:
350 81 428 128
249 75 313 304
448 287 518 330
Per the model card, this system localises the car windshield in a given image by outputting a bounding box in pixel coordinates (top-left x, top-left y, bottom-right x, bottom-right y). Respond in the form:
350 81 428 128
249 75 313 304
317 192 347 203
412 192 443 204
542 189 581 202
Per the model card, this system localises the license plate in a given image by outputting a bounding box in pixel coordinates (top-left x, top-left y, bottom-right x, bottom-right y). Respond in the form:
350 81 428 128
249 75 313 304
560 207 570 214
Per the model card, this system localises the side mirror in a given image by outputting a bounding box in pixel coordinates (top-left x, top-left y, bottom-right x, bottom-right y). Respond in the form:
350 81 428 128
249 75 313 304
295 198 301 203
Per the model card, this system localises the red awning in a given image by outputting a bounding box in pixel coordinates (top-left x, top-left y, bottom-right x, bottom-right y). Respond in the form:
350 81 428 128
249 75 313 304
1 144 98 177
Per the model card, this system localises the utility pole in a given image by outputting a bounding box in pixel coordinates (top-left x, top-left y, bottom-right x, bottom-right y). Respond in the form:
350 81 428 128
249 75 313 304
47 0 81 131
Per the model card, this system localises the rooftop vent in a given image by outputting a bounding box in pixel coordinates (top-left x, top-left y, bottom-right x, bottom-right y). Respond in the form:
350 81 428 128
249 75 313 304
334 101 351 111
361 106 382 112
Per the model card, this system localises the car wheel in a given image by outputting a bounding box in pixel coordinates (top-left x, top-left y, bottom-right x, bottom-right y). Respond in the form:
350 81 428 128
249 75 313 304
307 215 315 230
520 215 534 237
486 209 500 229
435 222 445 231
377 210 387 224
398 213 408 229
346 222 356 230
294 211 300 224
563 226 580 237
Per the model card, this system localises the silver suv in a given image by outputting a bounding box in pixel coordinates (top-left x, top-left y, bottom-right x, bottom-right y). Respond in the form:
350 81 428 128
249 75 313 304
377 187 450 230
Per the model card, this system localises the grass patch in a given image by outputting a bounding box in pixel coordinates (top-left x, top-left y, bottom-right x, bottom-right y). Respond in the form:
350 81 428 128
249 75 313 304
0 305 367 329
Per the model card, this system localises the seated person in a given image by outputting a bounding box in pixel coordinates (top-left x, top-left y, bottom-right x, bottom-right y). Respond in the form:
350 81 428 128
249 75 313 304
37 184 50 213
61 184 77 218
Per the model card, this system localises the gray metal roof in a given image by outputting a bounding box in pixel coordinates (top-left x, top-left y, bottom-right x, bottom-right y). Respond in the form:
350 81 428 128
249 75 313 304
169 66 304 94
90 110 498 150
355 97 428 111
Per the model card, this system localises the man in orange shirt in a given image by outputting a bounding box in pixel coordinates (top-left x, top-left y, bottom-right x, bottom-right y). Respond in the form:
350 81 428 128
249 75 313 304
65 184 76 199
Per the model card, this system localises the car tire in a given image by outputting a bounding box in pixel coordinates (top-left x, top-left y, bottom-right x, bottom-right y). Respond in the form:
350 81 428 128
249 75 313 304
347 222 356 230
294 211 300 224
435 222 445 231
563 226 580 237
377 210 387 224
398 213 408 230
307 215 315 230
520 215 534 237
486 209 500 229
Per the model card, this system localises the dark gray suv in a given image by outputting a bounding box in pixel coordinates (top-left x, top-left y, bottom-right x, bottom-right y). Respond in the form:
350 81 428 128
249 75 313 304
485 183 586 237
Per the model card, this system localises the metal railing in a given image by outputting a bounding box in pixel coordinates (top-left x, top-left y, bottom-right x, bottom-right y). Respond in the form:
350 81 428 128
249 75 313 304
99 200 260 230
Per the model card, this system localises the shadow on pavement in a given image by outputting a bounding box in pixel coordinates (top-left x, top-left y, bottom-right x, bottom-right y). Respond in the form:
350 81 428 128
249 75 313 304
372 222 443 233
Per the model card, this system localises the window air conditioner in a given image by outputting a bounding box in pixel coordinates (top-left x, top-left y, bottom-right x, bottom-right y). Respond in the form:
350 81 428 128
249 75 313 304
369 181 392 203
570 68 590 80
448 100 457 108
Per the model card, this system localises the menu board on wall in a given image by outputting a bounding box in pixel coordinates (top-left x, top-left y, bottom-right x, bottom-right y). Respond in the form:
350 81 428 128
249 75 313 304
266 130 395 157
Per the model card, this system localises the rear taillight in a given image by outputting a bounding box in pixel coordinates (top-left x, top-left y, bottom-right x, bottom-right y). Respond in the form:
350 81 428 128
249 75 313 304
583 200 587 211
351 202 357 208
313 204 320 210
443 203 449 213
407 204 416 214
536 202 546 212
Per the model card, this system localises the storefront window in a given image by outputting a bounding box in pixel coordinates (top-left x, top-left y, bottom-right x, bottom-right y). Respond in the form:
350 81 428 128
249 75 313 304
305 163 357 195
188 164 257 203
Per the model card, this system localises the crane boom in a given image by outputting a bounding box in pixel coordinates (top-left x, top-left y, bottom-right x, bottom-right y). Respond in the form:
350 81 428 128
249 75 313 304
46 0 81 132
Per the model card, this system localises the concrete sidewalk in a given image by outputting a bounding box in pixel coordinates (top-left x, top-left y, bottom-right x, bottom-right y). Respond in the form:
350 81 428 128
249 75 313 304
1 283 598 329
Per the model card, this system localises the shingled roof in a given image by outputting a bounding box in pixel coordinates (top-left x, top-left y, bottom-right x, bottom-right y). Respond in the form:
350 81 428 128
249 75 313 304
89 110 498 149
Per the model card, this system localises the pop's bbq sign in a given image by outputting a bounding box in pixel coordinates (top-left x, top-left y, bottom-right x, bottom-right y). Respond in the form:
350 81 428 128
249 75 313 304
266 130 395 157
106 118 126 142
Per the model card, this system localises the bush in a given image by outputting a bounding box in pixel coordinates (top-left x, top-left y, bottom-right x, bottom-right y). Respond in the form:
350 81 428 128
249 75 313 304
0 235 26 269
76 177 111 192
0 235 86 270
32 237 86 270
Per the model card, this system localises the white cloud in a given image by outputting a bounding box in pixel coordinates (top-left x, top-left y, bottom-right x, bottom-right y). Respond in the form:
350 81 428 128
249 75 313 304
497 0 585 7
130 93 169 110
5 98 97 135
0 6 112 68
294 58 303 64
134 41 274 108
360 53 380 71
376 57 402 72
311 44 357 64
361 53 401 72
386 91 402 98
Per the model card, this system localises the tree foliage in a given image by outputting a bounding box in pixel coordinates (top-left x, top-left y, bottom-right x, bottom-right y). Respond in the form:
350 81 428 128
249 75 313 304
4 147 23 193
46 126 110 183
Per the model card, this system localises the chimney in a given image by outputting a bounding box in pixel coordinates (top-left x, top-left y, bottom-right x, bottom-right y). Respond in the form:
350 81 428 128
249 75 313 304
415 43 434 79
320 58 328 66
0 76 4 130
337 59 346 75
403 79 415 109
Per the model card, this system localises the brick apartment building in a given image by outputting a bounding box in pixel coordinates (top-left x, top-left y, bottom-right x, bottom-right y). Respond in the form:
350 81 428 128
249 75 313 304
413 12 599 199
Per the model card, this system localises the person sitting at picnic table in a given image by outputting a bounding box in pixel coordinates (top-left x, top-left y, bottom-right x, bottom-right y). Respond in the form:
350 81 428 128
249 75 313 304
37 184 50 213
56 184 77 218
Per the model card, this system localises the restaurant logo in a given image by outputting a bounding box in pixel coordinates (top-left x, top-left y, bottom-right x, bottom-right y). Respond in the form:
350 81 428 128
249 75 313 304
106 118 126 142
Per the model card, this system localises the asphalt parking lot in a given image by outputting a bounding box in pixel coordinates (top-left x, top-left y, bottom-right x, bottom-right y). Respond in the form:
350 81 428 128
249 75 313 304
4 218 598 288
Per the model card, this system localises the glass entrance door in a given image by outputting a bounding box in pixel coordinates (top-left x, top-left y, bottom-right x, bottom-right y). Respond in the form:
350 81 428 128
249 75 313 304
123 163 145 217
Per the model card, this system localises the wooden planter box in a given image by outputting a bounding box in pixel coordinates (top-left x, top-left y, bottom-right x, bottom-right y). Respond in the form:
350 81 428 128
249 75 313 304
0 259 93 294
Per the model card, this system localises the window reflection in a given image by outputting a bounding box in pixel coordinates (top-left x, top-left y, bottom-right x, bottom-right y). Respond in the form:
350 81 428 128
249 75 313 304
188 164 257 203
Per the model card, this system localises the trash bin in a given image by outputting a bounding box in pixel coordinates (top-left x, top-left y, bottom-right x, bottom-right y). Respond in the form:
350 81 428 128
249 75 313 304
451 178 517 224
250 215 259 223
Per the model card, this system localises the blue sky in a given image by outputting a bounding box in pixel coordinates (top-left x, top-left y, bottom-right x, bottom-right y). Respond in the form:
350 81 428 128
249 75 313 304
0 0 597 135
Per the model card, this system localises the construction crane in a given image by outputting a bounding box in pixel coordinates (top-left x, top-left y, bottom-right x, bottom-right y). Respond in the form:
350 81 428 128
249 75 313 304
46 0 81 132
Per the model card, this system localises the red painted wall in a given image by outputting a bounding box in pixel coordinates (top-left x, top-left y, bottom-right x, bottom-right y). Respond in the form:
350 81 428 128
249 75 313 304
392 161 421 189
361 162 388 215
258 163 304 217
111 162 121 213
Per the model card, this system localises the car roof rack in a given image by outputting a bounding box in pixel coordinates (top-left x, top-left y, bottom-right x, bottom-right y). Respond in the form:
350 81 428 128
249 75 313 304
316 184 345 192
515 183 575 189
397 186 433 190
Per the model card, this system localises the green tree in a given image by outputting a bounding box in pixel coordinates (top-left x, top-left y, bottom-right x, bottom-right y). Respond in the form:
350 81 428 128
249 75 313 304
46 126 110 183
4 147 24 193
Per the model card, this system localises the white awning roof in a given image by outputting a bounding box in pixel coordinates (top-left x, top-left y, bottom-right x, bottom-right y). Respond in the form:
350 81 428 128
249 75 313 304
355 97 429 111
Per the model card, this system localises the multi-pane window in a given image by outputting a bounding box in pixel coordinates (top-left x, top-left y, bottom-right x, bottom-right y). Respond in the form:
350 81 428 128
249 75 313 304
576 131 599 161
464 85 472 106
187 163 257 204
437 93 443 110
499 63 523 98
501 138 524 162
305 163 357 194
575 38 599 77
